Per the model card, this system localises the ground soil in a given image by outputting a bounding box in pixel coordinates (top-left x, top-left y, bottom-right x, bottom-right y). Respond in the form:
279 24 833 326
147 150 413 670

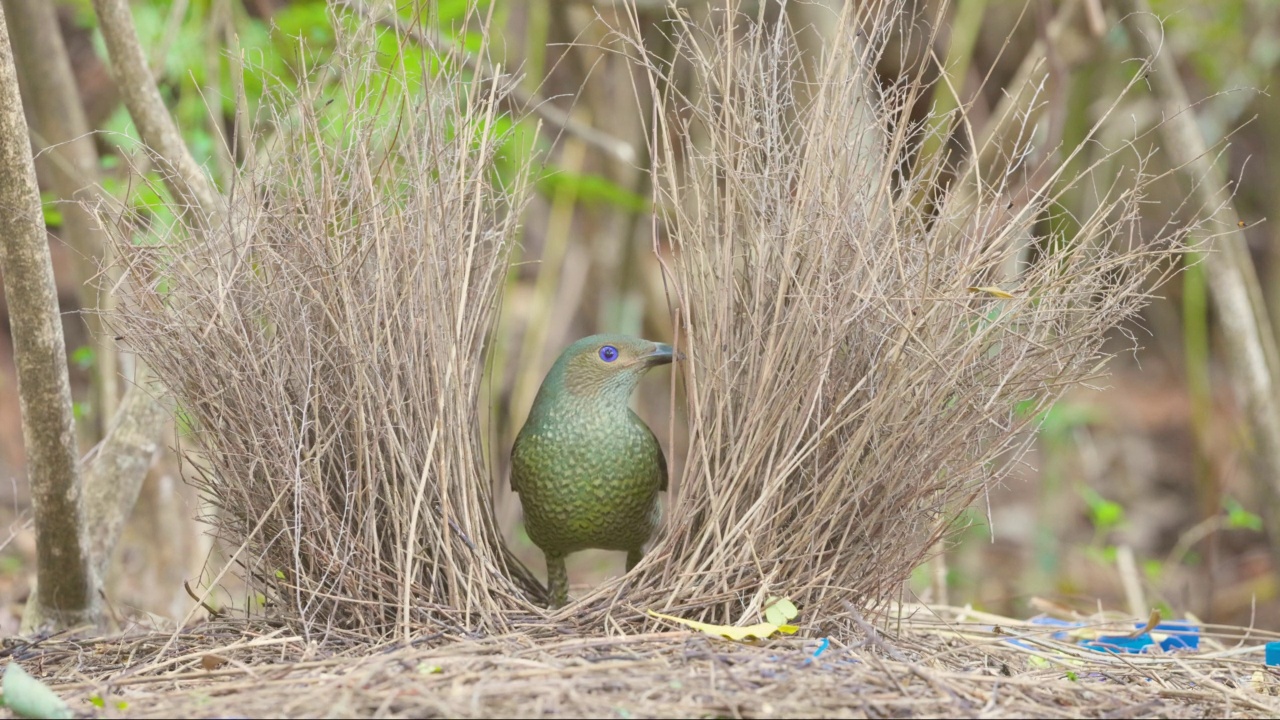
4 604 1278 718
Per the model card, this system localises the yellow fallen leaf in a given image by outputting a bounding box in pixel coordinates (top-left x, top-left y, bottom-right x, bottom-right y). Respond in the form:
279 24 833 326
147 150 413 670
648 610 799 641
967 286 1016 299
764 597 799 626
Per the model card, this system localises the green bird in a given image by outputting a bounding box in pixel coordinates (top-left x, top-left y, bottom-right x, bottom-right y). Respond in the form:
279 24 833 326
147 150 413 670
511 334 674 608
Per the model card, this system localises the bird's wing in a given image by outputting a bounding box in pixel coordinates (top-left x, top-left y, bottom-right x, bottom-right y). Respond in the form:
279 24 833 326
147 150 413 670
644 423 669 492
510 433 525 493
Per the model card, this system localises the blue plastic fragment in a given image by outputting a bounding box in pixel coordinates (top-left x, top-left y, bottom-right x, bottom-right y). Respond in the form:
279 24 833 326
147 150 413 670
803 638 830 666
813 637 830 659
1027 615 1081 642
1079 621 1200 655
1001 616 1079 649
1013 616 1200 655
1266 642 1280 667
1001 637 1037 650
1080 634 1155 654
1146 621 1199 651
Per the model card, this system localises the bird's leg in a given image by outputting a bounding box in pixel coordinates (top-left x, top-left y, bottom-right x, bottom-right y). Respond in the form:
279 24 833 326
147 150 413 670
545 550 568 609
625 548 643 572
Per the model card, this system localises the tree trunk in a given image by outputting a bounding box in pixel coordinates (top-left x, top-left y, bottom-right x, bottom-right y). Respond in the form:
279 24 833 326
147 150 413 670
2 0 117 437
82 369 169 583
0 1 96 631
1119 0 1280 563
3 0 172 595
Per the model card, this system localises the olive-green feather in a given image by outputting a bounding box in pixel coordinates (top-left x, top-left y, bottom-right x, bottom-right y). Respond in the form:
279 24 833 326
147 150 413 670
511 334 674 608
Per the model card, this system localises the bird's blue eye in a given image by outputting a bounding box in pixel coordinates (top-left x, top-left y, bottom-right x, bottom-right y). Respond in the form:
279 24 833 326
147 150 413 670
599 345 619 362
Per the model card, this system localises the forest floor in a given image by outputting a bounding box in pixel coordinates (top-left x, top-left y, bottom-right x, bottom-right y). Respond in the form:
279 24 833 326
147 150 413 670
5 603 1279 718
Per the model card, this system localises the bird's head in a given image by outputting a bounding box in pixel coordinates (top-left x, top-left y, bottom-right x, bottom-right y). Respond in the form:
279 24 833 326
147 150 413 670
539 334 675 407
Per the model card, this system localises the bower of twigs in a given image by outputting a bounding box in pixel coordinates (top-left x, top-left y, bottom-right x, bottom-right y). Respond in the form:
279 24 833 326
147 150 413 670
97 0 1200 669
103 12 545 640
584 1 1190 628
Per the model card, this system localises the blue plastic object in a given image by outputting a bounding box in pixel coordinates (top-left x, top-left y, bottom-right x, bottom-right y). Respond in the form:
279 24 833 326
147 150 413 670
1079 621 1200 655
803 638 830 666
997 616 1077 650
1028 616 1080 641
1146 620 1199 651
1080 634 1155 654
1266 642 1280 666
1012 616 1200 655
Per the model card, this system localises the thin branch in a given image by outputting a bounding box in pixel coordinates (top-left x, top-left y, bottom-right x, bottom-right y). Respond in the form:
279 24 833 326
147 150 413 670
338 0 637 164
92 0 224 232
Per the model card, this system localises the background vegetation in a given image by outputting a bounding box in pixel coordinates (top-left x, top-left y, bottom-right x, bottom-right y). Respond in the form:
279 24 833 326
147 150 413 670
0 0 1274 634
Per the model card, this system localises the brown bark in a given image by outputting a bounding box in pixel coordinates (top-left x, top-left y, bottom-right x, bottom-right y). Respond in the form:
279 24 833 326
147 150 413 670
0 1 96 630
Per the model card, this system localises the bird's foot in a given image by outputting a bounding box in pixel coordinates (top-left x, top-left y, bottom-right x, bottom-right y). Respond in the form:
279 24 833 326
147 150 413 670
546 552 569 609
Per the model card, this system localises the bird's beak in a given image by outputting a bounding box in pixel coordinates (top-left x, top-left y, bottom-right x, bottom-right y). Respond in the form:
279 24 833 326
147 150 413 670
639 342 676 366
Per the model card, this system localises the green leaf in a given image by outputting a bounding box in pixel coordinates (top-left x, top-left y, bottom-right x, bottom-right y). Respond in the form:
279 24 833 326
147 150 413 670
70 345 95 371
1224 497 1263 531
2 663 72 719
39 193 63 227
537 170 649 212
1093 500 1123 529
763 596 798 627
435 0 479 23
1080 487 1125 531
1039 401 1102 441
1013 397 1041 419
87 695 128 712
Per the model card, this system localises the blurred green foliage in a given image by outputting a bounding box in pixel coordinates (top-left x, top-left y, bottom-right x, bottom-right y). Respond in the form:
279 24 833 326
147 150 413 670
64 0 641 225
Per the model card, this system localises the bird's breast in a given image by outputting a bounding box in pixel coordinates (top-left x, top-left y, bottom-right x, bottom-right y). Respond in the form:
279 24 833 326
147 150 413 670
511 405 665 553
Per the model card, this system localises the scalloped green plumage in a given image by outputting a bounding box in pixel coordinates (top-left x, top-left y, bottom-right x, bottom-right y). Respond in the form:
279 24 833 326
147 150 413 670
511 334 674 608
